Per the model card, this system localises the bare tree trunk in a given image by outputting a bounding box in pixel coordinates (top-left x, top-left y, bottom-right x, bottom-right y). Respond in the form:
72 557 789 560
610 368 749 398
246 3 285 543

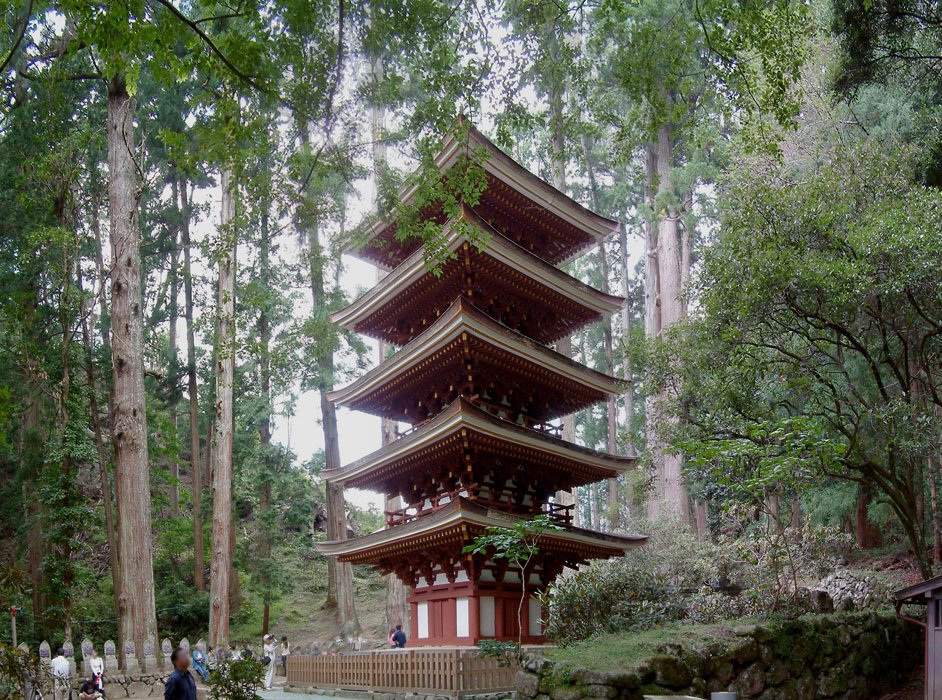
931 443 942 565
790 497 802 529
582 134 621 527
258 207 273 636
88 187 123 654
369 39 410 632
79 272 122 655
108 73 158 655
209 167 237 648
548 88 577 518
23 391 46 638
311 228 358 629
694 501 709 539
180 178 205 592
644 119 690 525
297 119 358 628
855 484 882 549
168 178 180 518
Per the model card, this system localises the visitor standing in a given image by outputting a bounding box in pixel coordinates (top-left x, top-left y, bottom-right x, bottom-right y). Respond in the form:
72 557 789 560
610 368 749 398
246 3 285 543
164 648 196 700
87 648 104 695
51 648 71 700
391 625 407 649
386 627 396 648
229 643 241 661
262 635 276 690
279 636 290 676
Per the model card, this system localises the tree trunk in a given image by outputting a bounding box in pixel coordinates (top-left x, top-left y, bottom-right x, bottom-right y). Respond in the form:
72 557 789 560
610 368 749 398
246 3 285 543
209 167 237 648
312 237 358 630
581 134 621 527
89 185 123 654
694 500 710 540
108 73 158 656
258 207 273 636
855 484 882 549
930 424 942 565
180 177 205 592
644 119 690 525
598 238 619 525
22 389 46 638
168 178 180 518
548 89 577 516
369 38 410 631
78 263 122 658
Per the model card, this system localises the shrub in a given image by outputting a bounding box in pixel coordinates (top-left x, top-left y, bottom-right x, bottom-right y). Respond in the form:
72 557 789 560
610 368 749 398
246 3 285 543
0 644 42 700
546 561 684 644
208 658 266 700
546 518 851 643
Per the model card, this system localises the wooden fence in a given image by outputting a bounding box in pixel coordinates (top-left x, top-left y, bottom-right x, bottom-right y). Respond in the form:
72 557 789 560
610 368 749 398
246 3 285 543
287 649 518 695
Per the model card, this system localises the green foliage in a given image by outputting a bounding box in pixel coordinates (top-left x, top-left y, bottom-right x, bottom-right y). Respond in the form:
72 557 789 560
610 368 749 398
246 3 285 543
657 142 942 576
208 658 266 700
0 644 42 700
155 580 210 642
474 640 520 667
463 514 562 567
547 519 850 644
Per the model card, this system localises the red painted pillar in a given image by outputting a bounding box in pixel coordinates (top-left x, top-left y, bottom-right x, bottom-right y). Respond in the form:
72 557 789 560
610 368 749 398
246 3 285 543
468 595 480 642
445 596 457 642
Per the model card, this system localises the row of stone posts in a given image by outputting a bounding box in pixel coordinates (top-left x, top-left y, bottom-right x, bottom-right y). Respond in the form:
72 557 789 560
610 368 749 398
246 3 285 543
24 636 208 676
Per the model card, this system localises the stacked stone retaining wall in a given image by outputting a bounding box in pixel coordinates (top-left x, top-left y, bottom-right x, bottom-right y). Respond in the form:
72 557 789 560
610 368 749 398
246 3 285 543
516 613 921 700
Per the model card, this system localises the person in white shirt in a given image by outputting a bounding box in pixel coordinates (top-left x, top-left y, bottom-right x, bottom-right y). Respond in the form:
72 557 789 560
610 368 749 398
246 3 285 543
51 649 72 700
88 649 104 695
262 635 276 690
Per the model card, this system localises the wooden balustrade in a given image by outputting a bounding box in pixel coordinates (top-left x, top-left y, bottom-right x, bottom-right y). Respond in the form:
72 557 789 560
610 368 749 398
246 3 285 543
286 649 517 695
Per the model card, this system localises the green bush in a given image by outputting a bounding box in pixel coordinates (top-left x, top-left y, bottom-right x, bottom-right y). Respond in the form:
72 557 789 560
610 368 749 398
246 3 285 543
155 579 209 640
547 519 850 643
208 658 266 700
546 561 684 644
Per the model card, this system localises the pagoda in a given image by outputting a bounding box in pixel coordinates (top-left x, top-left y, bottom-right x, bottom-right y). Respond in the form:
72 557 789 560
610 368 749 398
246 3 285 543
318 123 645 646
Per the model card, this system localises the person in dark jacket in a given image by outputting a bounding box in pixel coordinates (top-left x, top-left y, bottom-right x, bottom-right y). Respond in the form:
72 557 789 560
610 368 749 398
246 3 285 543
164 648 196 700
391 625 407 648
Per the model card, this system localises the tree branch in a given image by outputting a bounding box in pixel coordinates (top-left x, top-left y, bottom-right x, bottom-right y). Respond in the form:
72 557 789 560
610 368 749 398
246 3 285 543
150 0 271 95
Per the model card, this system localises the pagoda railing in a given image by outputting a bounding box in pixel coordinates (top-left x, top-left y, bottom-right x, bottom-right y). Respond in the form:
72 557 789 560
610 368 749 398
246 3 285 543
286 648 518 696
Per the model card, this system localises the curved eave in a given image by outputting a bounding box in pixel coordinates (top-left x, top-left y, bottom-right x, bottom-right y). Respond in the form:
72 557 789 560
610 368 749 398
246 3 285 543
315 498 646 560
331 205 624 338
322 397 634 489
349 122 619 269
327 298 624 411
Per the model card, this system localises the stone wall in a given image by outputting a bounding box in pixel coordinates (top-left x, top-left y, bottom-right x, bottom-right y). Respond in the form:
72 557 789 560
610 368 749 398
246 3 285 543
516 613 921 700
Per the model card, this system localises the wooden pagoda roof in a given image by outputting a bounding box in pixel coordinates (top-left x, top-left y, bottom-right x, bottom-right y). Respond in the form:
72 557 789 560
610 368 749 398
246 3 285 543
327 298 623 425
322 397 634 493
315 496 646 566
333 205 623 346
354 122 619 270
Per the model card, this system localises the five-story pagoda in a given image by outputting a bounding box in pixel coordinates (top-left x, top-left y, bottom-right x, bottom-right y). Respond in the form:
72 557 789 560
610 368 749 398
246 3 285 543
318 122 645 646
